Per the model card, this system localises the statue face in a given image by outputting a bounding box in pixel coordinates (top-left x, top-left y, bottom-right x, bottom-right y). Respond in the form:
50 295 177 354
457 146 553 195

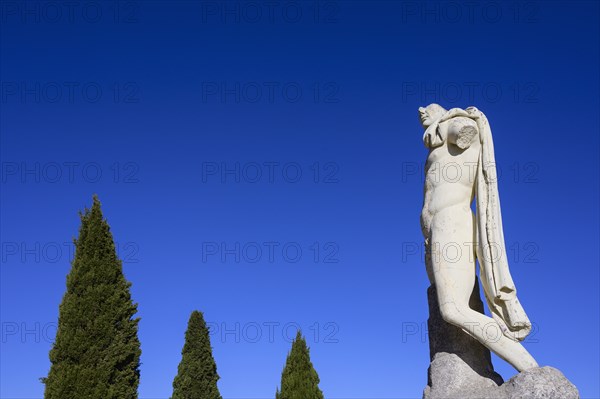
419 104 446 128
419 107 434 128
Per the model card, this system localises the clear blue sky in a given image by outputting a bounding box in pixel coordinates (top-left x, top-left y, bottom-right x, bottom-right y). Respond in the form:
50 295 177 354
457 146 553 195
1 1 599 398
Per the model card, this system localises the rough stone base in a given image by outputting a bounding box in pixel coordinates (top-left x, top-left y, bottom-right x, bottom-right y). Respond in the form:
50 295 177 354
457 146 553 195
502 366 579 399
424 361 579 399
424 352 501 399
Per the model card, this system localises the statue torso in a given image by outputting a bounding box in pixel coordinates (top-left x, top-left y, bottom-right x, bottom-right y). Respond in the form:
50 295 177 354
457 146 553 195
420 118 481 238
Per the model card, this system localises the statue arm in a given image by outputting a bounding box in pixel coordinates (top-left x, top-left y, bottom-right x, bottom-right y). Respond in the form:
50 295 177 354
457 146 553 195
447 117 478 149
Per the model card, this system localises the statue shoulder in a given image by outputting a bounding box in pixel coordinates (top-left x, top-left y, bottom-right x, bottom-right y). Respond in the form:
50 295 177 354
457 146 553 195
443 117 479 149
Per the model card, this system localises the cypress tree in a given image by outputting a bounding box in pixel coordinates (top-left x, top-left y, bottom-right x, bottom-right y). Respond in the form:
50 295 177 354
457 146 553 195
43 196 141 399
276 331 324 399
171 311 222 399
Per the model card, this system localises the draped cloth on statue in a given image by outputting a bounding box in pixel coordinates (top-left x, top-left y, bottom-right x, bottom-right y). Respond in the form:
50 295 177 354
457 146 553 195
423 107 532 342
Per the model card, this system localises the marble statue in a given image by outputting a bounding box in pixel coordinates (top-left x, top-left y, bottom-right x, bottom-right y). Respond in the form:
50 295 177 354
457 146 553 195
419 104 538 372
418 104 580 399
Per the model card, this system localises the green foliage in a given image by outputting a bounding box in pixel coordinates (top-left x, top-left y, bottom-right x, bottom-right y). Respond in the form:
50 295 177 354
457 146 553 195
43 196 141 399
276 331 324 399
171 311 222 399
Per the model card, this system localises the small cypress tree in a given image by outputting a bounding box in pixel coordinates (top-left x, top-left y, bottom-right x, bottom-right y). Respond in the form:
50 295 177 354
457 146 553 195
171 311 222 399
276 331 324 399
43 196 141 399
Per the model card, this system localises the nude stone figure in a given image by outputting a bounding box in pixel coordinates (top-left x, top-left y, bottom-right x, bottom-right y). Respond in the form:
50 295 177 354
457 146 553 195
419 104 538 372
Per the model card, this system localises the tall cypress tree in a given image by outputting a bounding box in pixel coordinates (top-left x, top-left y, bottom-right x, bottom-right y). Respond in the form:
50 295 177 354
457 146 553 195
172 311 222 399
43 196 141 399
276 331 324 399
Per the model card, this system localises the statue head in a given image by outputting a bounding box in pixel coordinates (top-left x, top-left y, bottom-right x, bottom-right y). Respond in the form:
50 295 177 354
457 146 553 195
418 104 447 128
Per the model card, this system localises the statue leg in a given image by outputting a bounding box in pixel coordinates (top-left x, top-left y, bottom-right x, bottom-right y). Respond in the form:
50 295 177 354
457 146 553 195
431 208 538 372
